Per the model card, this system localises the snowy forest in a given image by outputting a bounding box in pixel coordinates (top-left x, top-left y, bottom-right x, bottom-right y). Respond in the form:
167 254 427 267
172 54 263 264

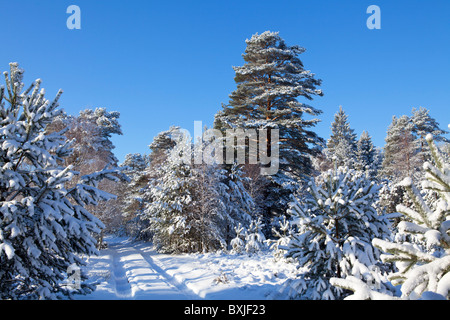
1 31 449 300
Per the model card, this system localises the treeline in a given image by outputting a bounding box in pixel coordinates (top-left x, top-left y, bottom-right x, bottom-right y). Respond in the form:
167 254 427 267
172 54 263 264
101 32 449 255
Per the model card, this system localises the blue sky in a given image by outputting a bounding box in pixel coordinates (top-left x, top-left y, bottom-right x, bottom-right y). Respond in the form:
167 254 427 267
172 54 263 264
1 0 449 162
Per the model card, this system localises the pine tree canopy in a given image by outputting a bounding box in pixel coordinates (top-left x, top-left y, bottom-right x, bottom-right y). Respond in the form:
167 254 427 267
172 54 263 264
217 31 324 179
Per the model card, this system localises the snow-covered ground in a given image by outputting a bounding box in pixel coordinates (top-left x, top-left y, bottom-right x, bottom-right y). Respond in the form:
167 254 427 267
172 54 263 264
77 237 298 300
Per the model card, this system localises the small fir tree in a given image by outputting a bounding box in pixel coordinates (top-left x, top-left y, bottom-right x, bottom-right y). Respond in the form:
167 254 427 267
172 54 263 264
284 166 391 300
326 106 358 167
355 131 377 177
230 223 246 254
245 217 266 254
267 216 294 261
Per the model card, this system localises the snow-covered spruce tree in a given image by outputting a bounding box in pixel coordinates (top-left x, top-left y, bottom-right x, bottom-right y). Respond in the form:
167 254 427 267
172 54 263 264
145 126 182 206
411 107 449 163
0 63 117 299
214 31 324 221
326 106 358 167
230 223 246 254
283 166 392 300
267 216 294 261
222 163 255 244
370 132 450 299
355 131 378 177
245 217 266 254
145 131 197 253
145 131 231 253
121 153 151 238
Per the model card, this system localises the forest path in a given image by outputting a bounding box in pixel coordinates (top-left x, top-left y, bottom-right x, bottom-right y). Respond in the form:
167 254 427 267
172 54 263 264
80 236 298 300
86 238 198 300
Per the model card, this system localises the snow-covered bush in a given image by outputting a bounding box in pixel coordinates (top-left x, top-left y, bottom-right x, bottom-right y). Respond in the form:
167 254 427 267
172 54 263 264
0 63 119 299
266 216 294 261
230 218 268 255
283 166 392 300
245 218 266 254
224 163 254 232
230 223 246 254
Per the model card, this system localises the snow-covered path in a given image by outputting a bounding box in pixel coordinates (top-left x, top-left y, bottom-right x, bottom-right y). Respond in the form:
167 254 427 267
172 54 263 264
78 237 298 300
109 243 193 299
81 238 198 300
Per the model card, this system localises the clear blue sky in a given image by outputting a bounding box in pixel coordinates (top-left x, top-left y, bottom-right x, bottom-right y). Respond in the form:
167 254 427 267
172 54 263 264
1 0 449 162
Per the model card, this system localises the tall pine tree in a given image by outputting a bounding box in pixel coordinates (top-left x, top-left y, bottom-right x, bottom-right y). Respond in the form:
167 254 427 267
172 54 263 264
215 31 324 220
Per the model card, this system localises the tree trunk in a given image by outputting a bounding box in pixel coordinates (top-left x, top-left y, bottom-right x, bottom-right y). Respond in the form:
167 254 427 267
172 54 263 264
98 230 104 249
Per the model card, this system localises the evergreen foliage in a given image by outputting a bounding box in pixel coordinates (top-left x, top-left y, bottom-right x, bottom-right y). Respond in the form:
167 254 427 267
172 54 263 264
355 131 378 177
326 106 357 167
373 132 450 299
143 130 255 253
284 166 391 300
0 63 119 299
215 30 324 222
333 130 450 299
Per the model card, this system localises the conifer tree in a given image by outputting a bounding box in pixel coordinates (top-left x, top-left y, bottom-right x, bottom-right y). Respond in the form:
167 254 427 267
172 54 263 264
380 109 448 183
144 130 253 253
355 131 378 177
144 131 198 253
0 63 118 299
411 107 449 162
245 217 266 254
326 106 358 167
121 153 150 238
374 132 450 299
334 130 450 299
379 111 448 216
222 163 255 242
267 216 294 261
380 115 421 182
230 223 246 254
148 126 180 166
283 166 391 300
215 31 324 220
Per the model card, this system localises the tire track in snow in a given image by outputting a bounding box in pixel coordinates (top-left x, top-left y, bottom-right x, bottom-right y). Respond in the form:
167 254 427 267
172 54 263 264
134 246 200 300
111 246 133 299
107 240 197 299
